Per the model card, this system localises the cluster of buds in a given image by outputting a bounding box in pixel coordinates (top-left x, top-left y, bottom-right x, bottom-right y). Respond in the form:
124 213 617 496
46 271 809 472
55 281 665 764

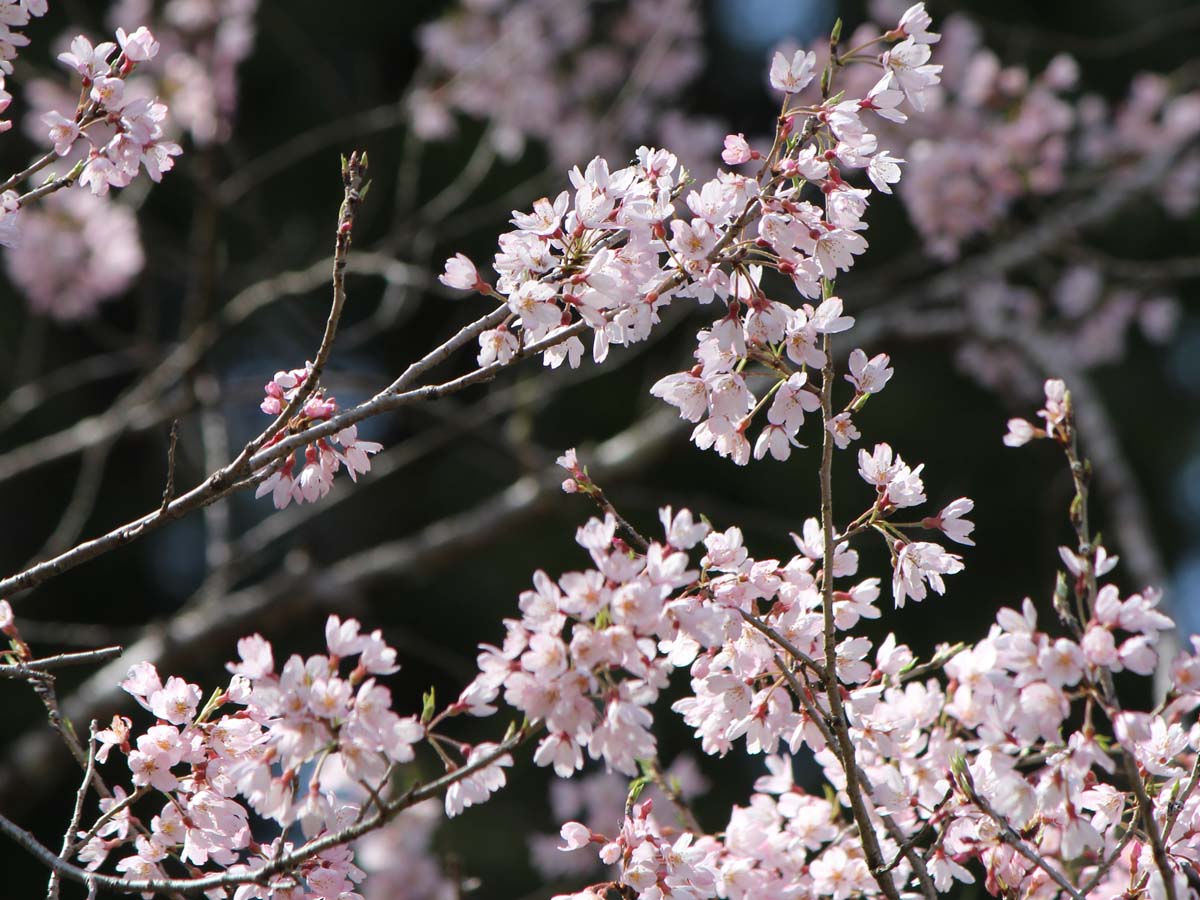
255 364 382 509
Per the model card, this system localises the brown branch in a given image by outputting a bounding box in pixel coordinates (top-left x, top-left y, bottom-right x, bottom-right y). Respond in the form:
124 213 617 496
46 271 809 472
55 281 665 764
1056 392 1178 900
739 609 829 682
1079 804 1139 896
817 331 901 900
773 654 936 900
0 236 688 601
159 420 180 514
0 647 123 677
578 482 651 553
235 151 368 465
46 721 97 900
15 159 86 206
0 147 64 194
957 764 1086 900
0 98 800 603
65 786 149 860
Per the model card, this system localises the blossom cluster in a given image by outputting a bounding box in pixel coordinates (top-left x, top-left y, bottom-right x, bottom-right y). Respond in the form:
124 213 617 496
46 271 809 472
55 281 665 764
440 10 938 466
51 28 181 195
7 0 257 319
106 0 260 146
410 0 719 171
533 425 1196 900
528 757 709 880
39 413 1200 900
441 145 689 372
424 0 1193 405
74 616 423 896
849 7 1200 260
647 22 941 464
0 0 49 248
0 0 48 133
0 15 183 319
255 363 383 509
433 400 973 897
428 11 1200 900
779 0 1197 395
456 501 706 779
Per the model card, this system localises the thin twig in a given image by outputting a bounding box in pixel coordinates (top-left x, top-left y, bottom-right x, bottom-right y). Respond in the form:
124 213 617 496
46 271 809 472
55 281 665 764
580 484 650 553
739 609 828 682
16 159 86 206
1162 754 1200 843
1079 806 1139 896
236 151 369 465
959 768 1086 900
897 643 967 685
1057 394 1178 900
0 646 123 677
46 721 97 900
646 759 702 835
159 419 180 514
65 786 149 858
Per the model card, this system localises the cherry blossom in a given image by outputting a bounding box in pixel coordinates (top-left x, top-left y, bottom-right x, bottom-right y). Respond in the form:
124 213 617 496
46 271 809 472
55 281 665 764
923 497 976 545
4 190 143 320
2 11 1195 900
253 364 382 509
769 49 817 94
115 26 159 63
440 252 487 291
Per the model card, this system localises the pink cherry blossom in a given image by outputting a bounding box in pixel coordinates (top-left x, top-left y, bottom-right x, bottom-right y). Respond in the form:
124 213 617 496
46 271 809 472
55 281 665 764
445 743 513 817
769 49 817 94
721 133 756 165
115 26 159 63
439 252 486 291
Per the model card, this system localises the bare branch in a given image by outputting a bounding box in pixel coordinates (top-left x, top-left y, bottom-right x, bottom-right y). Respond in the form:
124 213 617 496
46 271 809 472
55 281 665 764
159 420 180 515
0 647 123 677
236 151 369 464
46 721 97 900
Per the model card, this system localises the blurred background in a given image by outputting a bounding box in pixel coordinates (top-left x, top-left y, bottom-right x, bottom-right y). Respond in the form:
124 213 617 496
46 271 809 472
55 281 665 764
0 0 1198 895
